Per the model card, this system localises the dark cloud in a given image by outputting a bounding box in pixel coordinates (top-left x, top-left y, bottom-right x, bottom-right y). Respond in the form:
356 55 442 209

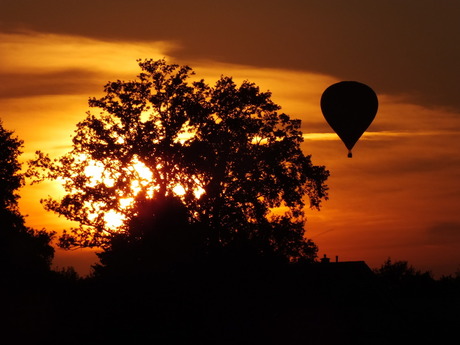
0 69 101 98
352 134 460 176
2 0 460 111
427 221 460 245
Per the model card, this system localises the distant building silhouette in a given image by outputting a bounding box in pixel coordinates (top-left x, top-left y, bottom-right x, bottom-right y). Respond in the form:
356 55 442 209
320 253 331 263
303 254 374 284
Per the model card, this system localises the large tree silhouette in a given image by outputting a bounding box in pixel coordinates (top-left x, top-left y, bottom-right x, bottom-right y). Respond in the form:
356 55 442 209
30 59 328 265
0 120 54 277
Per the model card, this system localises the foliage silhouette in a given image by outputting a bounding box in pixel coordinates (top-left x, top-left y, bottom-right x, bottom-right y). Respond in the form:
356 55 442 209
4 257 458 345
93 194 205 276
373 258 433 287
29 59 329 269
0 120 54 278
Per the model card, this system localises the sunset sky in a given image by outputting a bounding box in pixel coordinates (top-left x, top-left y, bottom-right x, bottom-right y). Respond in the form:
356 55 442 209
1 0 460 277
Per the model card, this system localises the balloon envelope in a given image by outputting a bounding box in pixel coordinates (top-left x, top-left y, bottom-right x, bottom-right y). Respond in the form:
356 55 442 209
320 81 378 157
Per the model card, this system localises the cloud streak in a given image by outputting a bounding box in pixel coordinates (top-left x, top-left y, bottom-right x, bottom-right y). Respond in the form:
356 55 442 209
2 1 460 111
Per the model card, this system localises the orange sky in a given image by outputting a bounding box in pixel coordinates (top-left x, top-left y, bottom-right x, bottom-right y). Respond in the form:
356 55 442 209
2 1 460 277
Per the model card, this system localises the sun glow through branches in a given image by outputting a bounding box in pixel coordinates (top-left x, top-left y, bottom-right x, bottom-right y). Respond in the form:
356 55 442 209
82 154 205 231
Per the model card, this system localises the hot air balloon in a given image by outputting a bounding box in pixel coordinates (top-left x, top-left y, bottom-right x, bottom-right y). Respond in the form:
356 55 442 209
320 81 378 158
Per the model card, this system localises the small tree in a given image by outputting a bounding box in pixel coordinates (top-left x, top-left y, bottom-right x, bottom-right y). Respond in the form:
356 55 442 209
0 120 54 277
0 121 23 212
374 258 433 288
30 59 328 266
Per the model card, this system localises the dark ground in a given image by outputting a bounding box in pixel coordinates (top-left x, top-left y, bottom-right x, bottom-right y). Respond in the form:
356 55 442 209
2 260 459 345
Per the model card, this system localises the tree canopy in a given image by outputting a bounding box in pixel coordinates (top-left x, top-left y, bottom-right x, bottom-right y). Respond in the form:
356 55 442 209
0 120 24 213
30 59 329 264
0 120 54 276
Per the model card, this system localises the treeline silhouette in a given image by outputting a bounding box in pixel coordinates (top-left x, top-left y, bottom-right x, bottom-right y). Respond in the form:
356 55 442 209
2 253 460 345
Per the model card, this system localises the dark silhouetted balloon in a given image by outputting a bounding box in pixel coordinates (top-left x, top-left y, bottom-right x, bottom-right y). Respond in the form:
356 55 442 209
320 81 378 158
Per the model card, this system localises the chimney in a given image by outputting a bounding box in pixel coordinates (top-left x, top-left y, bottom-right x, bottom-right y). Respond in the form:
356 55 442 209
320 254 330 263
336 255 339 263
